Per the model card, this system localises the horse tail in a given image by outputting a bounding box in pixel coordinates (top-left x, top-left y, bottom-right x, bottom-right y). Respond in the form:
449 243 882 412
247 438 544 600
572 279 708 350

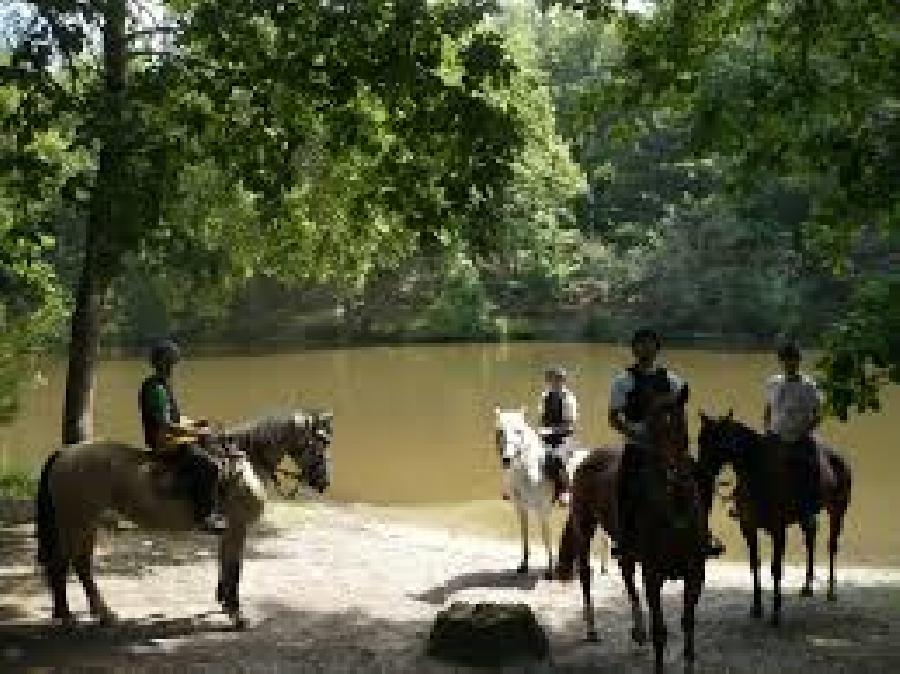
36 450 62 570
556 512 578 582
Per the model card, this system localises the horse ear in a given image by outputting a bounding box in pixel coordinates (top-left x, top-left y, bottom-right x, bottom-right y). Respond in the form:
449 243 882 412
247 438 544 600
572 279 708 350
727 408 734 420
699 410 709 423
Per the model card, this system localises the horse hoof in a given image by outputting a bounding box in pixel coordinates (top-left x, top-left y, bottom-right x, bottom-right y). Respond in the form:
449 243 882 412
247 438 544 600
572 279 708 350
800 585 814 598
769 616 781 628
543 570 554 581
585 629 599 642
229 611 248 630
751 606 763 620
827 591 837 602
516 563 529 575
53 612 76 629
97 610 118 627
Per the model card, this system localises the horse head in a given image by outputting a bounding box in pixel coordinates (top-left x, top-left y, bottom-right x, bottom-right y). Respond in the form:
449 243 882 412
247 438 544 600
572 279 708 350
696 409 746 510
494 406 545 472
288 410 333 494
225 409 333 495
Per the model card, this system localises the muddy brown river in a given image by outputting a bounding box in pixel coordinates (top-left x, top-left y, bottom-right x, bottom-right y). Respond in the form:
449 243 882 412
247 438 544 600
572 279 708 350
1 343 896 565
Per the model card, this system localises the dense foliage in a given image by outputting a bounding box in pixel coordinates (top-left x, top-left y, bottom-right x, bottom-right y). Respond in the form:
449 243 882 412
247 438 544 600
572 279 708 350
0 0 895 428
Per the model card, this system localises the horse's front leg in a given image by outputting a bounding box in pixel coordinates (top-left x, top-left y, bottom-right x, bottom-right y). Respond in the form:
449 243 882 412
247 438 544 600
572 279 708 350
643 570 667 674
682 562 704 671
217 524 248 629
621 557 646 645
516 505 529 574
576 513 599 641
540 512 553 580
743 523 762 619
800 517 817 597
770 527 786 627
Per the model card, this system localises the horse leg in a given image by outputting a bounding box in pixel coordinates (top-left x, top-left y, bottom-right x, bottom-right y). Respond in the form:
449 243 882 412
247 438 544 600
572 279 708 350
827 507 845 602
599 530 610 575
72 529 115 626
800 517 817 597
770 528 786 627
47 555 73 626
682 564 704 670
643 570 667 674
540 513 553 580
621 557 646 645
218 524 248 629
516 505 529 574
743 524 762 619
576 514 598 641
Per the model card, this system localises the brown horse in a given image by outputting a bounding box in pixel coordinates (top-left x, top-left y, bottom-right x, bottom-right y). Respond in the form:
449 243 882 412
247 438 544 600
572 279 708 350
697 412 851 626
557 393 708 674
36 410 332 628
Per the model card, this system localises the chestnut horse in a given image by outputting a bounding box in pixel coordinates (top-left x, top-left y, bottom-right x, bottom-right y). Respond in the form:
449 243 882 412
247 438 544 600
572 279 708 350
557 391 708 674
697 412 851 625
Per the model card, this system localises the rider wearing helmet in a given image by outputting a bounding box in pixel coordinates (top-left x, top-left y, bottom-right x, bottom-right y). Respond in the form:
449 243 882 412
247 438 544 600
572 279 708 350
539 366 577 506
139 339 228 533
608 328 724 558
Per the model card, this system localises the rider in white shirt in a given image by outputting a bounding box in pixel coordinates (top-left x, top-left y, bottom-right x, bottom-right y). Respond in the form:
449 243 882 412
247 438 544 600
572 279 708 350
539 366 577 505
763 339 824 521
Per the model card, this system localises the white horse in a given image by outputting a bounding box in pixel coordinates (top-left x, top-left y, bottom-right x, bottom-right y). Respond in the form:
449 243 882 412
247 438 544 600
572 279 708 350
494 408 609 579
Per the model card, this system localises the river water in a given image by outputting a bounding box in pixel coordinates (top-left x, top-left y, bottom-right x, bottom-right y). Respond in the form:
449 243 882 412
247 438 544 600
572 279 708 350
1 343 896 565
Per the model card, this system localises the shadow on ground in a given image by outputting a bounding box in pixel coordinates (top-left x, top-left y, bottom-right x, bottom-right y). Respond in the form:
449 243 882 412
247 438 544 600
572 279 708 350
1 578 897 672
0 518 286 620
411 568 539 605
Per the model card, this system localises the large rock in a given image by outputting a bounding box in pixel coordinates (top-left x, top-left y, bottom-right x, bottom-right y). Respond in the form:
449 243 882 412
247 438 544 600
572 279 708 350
426 601 549 666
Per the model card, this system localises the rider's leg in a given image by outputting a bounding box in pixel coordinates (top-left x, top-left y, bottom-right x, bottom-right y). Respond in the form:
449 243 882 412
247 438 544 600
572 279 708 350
184 444 227 531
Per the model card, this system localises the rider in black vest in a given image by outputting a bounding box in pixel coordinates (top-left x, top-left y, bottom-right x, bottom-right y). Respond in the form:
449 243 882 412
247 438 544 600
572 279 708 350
540 366 576 504
609 329 724 558
138 339 228 533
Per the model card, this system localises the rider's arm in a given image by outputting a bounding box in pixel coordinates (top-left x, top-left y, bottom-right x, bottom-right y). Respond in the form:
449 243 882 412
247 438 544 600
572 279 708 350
609 374 638 440
147 384 207 443
804 378 824 436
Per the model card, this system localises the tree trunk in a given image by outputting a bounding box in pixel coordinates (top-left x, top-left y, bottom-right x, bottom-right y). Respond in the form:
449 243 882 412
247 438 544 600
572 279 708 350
60 0 127 445
61 252 106 445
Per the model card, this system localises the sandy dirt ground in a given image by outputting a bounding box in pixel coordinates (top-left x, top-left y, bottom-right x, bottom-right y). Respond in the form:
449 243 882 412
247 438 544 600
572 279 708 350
1 501 899 673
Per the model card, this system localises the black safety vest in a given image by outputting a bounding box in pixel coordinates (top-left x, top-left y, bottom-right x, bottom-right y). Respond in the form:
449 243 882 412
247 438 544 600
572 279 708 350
622 366 673 424
139 374 181 449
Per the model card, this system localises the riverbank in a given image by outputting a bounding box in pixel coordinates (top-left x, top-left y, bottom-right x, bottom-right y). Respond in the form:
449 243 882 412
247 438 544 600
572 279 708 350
1 500 899 672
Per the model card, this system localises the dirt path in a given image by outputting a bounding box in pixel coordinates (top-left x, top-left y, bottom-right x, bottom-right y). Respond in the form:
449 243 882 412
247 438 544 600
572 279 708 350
2 502 899 673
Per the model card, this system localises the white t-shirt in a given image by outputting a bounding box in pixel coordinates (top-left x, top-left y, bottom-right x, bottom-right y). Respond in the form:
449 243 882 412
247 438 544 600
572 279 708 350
765 373 823 442
609 365 685 436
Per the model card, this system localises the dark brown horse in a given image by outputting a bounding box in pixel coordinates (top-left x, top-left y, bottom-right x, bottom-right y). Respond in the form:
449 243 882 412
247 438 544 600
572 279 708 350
557 393 708 674
697 412 851 626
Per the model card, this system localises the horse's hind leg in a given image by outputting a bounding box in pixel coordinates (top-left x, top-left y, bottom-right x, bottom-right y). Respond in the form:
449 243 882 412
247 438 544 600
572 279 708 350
621 558 646 645
800 518 817 597
72 529 115 625
827 507 845 601
515 505 529 574
46 556 73 626
743 524 762 619
576 514 598 641
540 513 553 580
